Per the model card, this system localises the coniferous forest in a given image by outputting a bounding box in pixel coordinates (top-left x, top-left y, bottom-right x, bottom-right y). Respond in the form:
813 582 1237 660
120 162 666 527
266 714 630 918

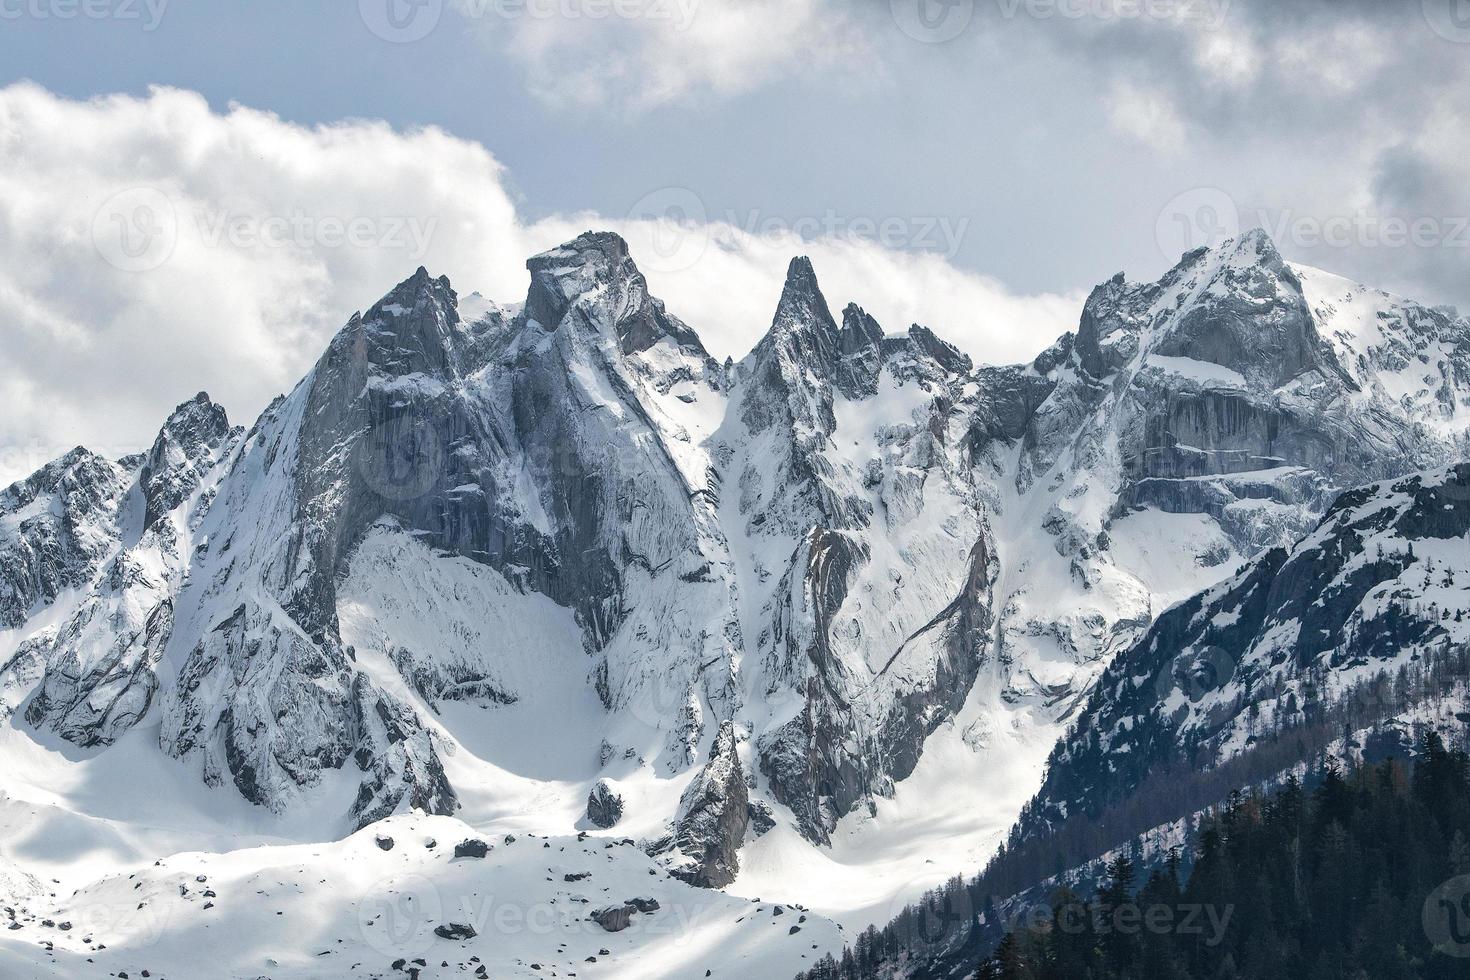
799 734 1470 980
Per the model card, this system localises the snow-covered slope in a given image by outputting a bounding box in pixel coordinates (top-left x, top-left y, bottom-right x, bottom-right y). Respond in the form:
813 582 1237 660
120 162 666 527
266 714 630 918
1018 461 1470 841
1299 263 1470 434
0 812 845 979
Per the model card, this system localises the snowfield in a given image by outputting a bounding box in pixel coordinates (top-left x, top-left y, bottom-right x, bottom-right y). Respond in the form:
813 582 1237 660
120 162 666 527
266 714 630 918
0 812 845 979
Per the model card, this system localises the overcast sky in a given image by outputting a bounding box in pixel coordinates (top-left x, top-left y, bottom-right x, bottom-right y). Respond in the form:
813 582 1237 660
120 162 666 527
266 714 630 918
2 0 1469 485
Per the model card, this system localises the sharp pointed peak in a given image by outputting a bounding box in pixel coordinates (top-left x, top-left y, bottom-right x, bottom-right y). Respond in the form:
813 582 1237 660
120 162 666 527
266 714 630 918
372 265 456 315
1202 225 1284 269
1083 271 1131 306
164 388 225 416
1234 225 1277 251
785 254 818 281
1157 227 1285 286
748 254 840 372
322 265 464 382
156 391 230 441
398 264 449 291
840 302 884 351
779 256 828 308
178 391 214 409
773 254 833 320
2 445 120 502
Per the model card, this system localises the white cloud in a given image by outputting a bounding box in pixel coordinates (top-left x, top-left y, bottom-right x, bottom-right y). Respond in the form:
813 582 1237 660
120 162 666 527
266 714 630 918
453 0 871 111
1105 80 1188 153
1273 21 1388 96
0 83 1078 487
1190 26 1261 88
0 82 538 484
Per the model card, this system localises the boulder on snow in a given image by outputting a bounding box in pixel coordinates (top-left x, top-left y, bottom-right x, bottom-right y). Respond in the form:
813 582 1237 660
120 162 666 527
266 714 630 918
746 800 776 838
453 839 489 859
434 922 477 940
591 903 637 932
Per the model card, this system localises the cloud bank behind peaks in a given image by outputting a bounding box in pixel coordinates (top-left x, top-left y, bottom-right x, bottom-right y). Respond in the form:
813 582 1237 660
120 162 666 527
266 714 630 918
0 83 1075 486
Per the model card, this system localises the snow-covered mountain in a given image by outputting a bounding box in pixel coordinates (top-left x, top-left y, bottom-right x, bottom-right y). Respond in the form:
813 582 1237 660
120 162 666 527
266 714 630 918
2 232 1004 855
3 228 1469 977
979 229 1467 721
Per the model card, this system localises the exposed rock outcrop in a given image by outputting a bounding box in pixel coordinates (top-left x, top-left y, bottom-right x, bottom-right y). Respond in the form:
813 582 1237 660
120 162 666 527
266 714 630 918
669 721 749 888
587 779 624 829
